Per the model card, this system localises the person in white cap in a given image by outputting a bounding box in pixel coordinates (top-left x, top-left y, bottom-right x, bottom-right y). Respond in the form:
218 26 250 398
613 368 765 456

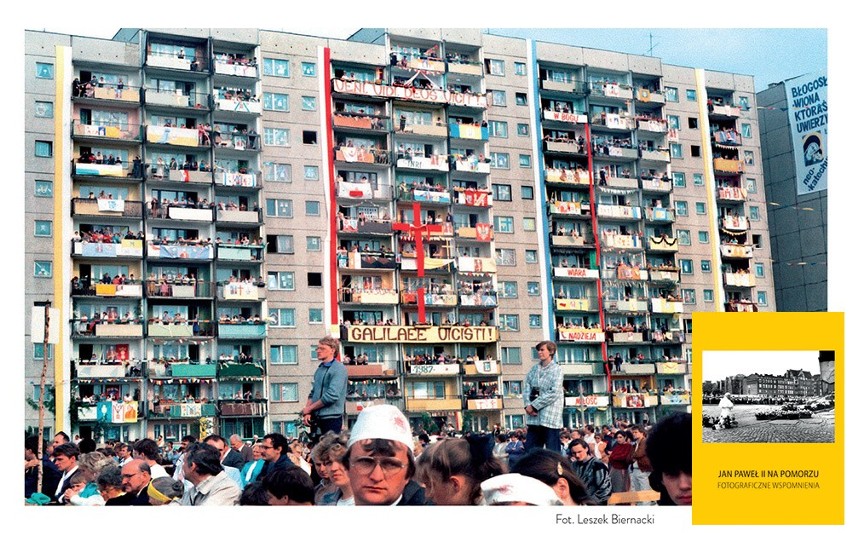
481 473 563 506
341 404 426 505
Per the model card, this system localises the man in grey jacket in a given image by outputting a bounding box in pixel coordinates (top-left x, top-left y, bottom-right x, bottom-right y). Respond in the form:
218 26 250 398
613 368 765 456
301 336 348 440
179 442 241 506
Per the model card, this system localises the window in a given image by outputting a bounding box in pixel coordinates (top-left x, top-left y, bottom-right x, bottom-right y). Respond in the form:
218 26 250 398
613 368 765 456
529 314 542 328
268 271 295 290
686 89 697 101
308 309 323 324
266 199 293 217
306 236 322 252
270 383 298 402
690 145 701 157
682 289 696 304
492 184 511 201
744 151 755 166
670 143 682 159
303 131 318 144
263 58 290 77
749 206 760 221
519 154 531 168
746 179 757 194
514 62 526 75
486 59 505 76
264 162 291 182
263 128 290 146
667 115 680 130
501 347 521 365
494 216 514 233
35 62 54 79
34 261 52 278
688 117 698 129
703 289 714 302
522 217 536 231
489 90 506 107
35 141 53 158
33 344 54 360
696 202 706 215
701 260 711 273
263 93 290 111
495 249 516 266
679 259 693 274
672 172 685 188
693 173 704 186
517 123 529 136
34 220 52 237
664 86 678 102
488 121 508 138
752 234 763 249
683 319 693 334
503 380 522 398
35 181 53 197
307 272 322 287
35 101 54 118
497 281 518 299
269 235 295 254
302 96 317 111
677 230 691 246
739 96 750 110
742 123 752 138
302 62 316 77
674 201 688 216
270 345 298 364
515 92 528 106
269 308 296 327
499 315 520 332
304 165 319 181
492 153 509 169
305 201 321 217
525 250 538 264
698 231 709 244
527 281 540 296
757 291 768 306
520 186 534 200
755 262 765 278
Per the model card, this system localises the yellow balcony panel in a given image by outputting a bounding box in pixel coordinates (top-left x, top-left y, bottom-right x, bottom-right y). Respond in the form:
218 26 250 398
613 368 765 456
650 298 684 313
545 168 591 185
550 200 585 216
463 360 501 376
647 235 678 252
146 125 199 148
555 298 590 311
552 235 586 247
656 362 688 374
400 123 447 136
90 86 141 103
94 283 143 298
406 397 462 411
713 158 745 174
640 176 672 192
94 323 143 337
347 364 396 378
724 272 757 288
720 244 754 259
612 393 658 408
447 62 482 76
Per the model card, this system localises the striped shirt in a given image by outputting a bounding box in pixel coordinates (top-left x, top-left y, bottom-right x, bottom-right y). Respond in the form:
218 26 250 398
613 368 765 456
523 359 564 429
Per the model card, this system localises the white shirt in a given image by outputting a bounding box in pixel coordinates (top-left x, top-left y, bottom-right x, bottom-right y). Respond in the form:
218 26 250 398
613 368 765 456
150 462 169 479
56 465 80 501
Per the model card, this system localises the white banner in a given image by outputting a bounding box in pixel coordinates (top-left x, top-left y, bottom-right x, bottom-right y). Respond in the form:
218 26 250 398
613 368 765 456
97 198 125 212
785 72 828 195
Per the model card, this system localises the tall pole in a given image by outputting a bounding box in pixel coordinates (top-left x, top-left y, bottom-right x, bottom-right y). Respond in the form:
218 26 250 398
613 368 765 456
37 301 51 494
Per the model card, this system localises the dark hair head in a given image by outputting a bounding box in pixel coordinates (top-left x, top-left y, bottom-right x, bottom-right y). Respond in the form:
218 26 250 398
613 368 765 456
184 442 223 476
425 435 505 504
262 433 289 454
133 438 160 461
54 431 71 443
512 448 594 505
78 437 97 454
25 435 46 455
495 433 508 443
535 340 557 355
262 466 314 503
568 438 588 451
97 465 123 490
342 438 416 480
203 434 226 447
239 481 270 505
615 430 632 441
646 413 691 476
181 435 197 445
54 442 80 459
629 424 647 436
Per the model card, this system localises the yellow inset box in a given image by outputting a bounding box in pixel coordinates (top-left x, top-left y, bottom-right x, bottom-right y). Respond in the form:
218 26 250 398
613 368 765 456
692 312 843 525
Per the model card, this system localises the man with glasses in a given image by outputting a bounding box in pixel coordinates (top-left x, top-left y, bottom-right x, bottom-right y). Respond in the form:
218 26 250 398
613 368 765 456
301 336 348 442
341 404 425 505
107 459 152 505
257 433 295 479
568 438 611 505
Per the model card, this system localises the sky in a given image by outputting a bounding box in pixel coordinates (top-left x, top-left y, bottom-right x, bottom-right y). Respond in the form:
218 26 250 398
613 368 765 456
703 351 822 382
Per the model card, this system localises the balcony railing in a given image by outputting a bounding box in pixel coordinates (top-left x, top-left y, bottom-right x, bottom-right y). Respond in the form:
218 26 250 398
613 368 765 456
406 396 463 411
217 131 260 150
542 109 588 124
553 265 599 280
338 288 398 305
147 242 215 260
721 215 749 231
549 200 588 216
636 119 668 134
72 239 143 258
219 400 267 417
720 243 753 259
717 187 748 201
713 130 742 145
72 120 141 142
451 156 490 174
465 397 503 410
71 198 143 218
604 265 648 281
337 182 393 201
335 147 391 165
213 59 257 78
72 162 126 178
447 60 482 76
407 363 461 376
74 84 141 104
331 78 487 108
650 297 684 314
544 139 583 154
710 104 741 118
218 362 264 379
77 400 140 422
148 205 215 222
396 154 449 172
146 124 201 148
149 166 213 183
601 234 644 250
655 362 688 374
448 123 488 140
596 205 642 220
214 97 262 114
634 89 665 104
612 392 659 408
463 360 501 376
456 256 497 274
590 82 633 99
640 149 670 162
145 88 208 109
551 234 587 247
218 282 267 301
644 206 676 222
649 268 680 283
453 188 492 207
610 331 645 343
640 176 672 192
400 291 456 306
558 361 606 376
333 113 388 131
725 300 758 312
217 322 267 339
724 272 757 287
603 299 649 313
146 280 212 298
594 147 639 160
148 402 217 419
216 243 263 261
659 391 692 406
146 51 207 72
217 209 262 224
72 282 143 298
459 292 498 307
71 320 144 338
591 113 634 130
74 362 145 379
646 235 678 252
456 225 493 241
397 188 452 204
398 122 447 137
545 168 591 185
339 252 396 270
541 78 584 94
147 321 213 338
555 298 592 311
557 328 605 343
713 158 745 174
601 175 639 189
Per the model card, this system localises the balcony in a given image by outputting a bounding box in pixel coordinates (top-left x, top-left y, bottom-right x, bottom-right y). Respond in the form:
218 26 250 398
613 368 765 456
449 123 488 140
396 154 449 172
550 200 587 216
564 395 610 409
400 291 457 306
398 122 447 137
150 167 212 184
146 280 212 298
463 360 501 376
407 363 460 376
717 187 748 202
542 109 589 125
218 362 264 380
551 234 587 247
447 60 482 76
721 215 749 231
602 176 639 189
72 321 144 338
604 299 649 313
724 272 757 288
217 131 259 151
76 85 141 104
709 104 741 118
146 52 200 72
72 120 141 142
213 58 257 77
636 118 668 133
340 252 396 270
609 265 648 281
146 125 200 148
713 130 742 145
611 331 645 343
453 188 492 208
335 147 391 166
331 79 487 108
77 401 140 423
457 256 497 274
339 288 399 305
541 78 585 94
154 205 215 223
612 392 659 408
75 282 143 298
343 325 499 344
557 328 604 343
346 364 398 379
147 322 195 338
340 219 394 236
216 244 263 262
217 209 262 225
465 397 503 410
218 282 267 301
596 205 642 220
219 400 267 417
725 300 758 312
451 156 490 174
591 114 634 130
459 292 498 307
214 171 259 189
333 113 389 132
149 402 217 419
640 176 672 192
555 298 592 312
456 225 493 241
647 235 678 252
145 88 207 109
75 363 143 379
640 149 670 163
71 198 143 219
553 267 598 280
217 322 267 339
545 168 591 185
147 242 214 261
649 268 680 283
170 363 218 378
634 89 665 105
602 234 643 250
397 188 452 204
650 298 684 314
72 162 126 178
659 391 691 406
720 243 754 259
591 82 633 100
545 139 583 154
72 239 143 259
713 158 745 174
655 362 688 374
645 206 676 223
406 396 463 411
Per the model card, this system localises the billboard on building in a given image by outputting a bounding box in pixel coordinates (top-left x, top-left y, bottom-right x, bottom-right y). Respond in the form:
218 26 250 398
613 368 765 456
785 72 827 195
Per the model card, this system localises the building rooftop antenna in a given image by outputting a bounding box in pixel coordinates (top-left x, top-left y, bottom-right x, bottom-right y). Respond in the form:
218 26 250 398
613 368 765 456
646 32 658 56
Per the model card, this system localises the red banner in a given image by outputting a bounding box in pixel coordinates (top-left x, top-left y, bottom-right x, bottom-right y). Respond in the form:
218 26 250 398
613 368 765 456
464 189 490 207
475 223 493 241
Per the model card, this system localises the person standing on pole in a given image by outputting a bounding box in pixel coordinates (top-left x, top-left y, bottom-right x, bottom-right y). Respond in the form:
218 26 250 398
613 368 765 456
301 336 348 441
522 340 565 453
